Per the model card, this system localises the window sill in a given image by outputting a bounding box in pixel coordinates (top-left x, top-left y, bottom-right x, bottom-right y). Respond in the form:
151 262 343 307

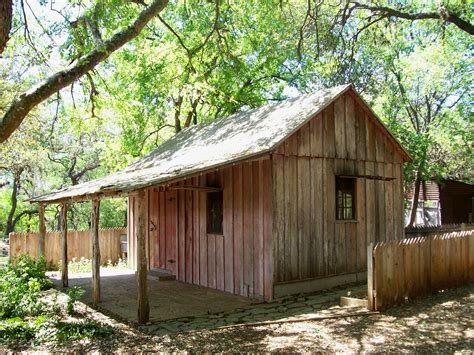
207 233 224 237
336 219 358 223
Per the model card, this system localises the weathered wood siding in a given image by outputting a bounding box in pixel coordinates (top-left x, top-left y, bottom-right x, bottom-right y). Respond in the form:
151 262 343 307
128 158 273 300
273 91 405 283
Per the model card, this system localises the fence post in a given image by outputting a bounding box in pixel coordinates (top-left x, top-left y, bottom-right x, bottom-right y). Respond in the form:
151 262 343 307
367 242 375 311
60 203 68 288
91 199 101 305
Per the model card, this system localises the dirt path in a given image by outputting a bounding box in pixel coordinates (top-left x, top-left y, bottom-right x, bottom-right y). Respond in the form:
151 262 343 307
2 284 473 352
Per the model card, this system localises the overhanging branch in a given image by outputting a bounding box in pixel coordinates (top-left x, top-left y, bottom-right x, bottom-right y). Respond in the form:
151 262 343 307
350 2 474 35
0 0 169 143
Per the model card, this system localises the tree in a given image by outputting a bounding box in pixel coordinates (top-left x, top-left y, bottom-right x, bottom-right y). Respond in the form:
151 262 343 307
0 0 168 143
102 0 305 156
0 120 45 236
2 0 473 143
374 38 472 226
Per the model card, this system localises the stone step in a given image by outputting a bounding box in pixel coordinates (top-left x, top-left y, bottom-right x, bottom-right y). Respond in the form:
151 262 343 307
148 269 176 281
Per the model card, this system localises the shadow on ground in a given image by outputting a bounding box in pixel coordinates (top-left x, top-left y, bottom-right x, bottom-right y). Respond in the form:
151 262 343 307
38 271 473 353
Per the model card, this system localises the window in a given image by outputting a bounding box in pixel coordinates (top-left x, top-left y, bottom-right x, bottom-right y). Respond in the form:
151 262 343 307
336 177 356 220
207 191 223 234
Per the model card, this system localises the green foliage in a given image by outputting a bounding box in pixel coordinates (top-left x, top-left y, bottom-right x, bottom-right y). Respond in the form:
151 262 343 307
0 316 114 345
0 255 52 319
0 255 113 345
66 287 85 315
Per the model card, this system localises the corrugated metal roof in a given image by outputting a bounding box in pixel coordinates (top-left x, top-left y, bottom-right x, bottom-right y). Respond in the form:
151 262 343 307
31 84 408 203
406 181 440 201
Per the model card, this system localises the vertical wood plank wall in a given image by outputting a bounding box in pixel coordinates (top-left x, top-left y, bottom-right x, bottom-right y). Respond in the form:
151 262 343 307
273 92 405 283
128 159 273 300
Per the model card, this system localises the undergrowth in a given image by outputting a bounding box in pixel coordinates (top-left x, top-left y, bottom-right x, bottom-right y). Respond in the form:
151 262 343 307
0 255 114 346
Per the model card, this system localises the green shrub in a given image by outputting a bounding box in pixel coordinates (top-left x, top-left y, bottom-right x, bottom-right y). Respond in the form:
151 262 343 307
0 255 114 346
55 320 114 341
0 317 34 342
66 287 85 315
0 316 114 345
0 255 52 319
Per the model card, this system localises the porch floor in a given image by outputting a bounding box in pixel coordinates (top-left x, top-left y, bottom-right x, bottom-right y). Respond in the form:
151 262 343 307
49 268 256 322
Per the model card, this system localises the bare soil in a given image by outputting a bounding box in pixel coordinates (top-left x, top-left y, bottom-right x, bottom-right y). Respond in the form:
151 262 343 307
2 283 473 353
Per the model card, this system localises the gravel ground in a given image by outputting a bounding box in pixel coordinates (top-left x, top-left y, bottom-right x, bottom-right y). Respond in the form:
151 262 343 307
1 283 473 352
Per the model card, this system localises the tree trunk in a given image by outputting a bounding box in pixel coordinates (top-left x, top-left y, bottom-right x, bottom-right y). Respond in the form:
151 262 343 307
421 180 428 226
0 0 169 143
407 170 422 227
5 169 21 237
0 0 12 55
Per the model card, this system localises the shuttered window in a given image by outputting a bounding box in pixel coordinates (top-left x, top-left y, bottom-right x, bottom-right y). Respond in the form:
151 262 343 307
207 191 223 234
336 177 356 220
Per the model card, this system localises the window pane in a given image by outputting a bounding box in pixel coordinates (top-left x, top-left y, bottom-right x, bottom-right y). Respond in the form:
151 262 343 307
336 177 356 220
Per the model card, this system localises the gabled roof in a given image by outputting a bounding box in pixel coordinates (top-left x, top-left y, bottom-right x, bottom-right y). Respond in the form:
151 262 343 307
31 84 409 203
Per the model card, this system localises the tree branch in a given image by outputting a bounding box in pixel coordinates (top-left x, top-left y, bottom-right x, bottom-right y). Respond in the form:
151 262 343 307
0 0 169 143
12 209 39 230
350 2 474 35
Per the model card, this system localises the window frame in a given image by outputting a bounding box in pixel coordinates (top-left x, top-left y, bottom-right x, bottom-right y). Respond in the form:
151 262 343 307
335 176 357 221
206 190 224 235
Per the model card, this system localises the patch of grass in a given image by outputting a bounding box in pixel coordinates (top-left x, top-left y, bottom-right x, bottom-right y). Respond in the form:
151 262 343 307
68 257 128 273
0 316 114 345
0 256 8 266
55 319 114 341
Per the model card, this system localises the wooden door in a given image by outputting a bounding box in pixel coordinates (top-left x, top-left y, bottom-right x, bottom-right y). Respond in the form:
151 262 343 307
164 190 178 274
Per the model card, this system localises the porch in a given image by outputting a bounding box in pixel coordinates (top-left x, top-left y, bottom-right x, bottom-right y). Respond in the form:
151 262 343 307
49 268 255 322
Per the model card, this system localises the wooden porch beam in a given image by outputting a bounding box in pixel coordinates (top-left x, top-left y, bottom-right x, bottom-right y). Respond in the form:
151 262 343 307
91 199 101 305
60 203 68 288
136 189 149 324
38 203 46 258
31 189 131 205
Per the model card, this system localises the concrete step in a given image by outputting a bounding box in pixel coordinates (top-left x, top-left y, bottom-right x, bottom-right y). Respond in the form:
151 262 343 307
148 269 176 281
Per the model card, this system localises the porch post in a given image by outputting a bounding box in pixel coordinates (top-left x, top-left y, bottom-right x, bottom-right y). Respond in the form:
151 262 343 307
38 203 46 258
137 189 149 324
60 203 68 288
91 199 101 305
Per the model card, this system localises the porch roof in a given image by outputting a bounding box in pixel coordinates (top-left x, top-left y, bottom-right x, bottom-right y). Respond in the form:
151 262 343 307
31 84 409 203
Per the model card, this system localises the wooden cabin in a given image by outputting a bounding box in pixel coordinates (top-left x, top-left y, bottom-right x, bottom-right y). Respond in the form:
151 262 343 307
125 84 410 300
32 84 410 306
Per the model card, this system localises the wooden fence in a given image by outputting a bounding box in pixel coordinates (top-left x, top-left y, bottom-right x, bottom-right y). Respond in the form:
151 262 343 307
368 229 474 310
9 227 127 267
